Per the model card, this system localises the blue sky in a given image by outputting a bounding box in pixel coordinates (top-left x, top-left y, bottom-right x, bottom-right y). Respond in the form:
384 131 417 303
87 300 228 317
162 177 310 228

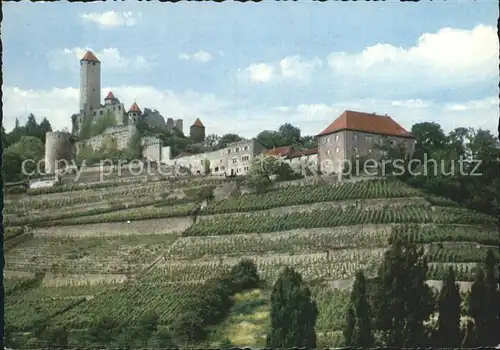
3 1 498 138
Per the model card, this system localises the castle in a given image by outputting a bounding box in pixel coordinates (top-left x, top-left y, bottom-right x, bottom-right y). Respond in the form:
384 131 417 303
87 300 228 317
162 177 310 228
44 51 206 173
44 51 416 178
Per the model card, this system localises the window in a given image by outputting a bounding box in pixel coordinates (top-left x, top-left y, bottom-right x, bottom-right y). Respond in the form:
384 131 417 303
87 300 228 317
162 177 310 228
365 136 372 142
92 62 96 66
221 166 225 170
232 157 237 164
322 137 328 144
93 111 97 116
368 148 372 155
220 159 223 164
242 156 249 162
237 168 240 173
335 135 339 141
353 146 359 153
326 150 331 155
243 146 248 151
236 147 240 152
353 134 358 141
244 166 248 172
227 149 231 154
335 147 340 153
100 110 104 115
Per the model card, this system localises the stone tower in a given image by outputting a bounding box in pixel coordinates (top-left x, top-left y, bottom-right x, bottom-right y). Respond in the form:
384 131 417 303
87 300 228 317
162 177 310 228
44 131 73 174
190 118 205 143
80 51 101 116
128 102 142 125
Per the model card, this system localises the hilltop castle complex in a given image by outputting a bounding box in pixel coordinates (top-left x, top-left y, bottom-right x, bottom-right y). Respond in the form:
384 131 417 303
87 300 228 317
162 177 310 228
44 51 415 177
44 51 205 173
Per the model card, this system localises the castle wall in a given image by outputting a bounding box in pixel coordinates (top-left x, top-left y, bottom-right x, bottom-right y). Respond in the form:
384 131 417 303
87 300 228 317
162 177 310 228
80 60 101 114
82 125 130 151
142 137 162 162
142 109 166 129
45 132 73 174
174 119 183 134
91 103 125 125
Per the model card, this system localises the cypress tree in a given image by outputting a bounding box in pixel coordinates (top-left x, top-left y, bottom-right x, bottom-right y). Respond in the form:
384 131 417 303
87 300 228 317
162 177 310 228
435 266 462 347
372 238 434 346
345 270 374 347
266 267 318 349
467 266 487 345
468 249 500 346
343 306 355 346
483 249 500 345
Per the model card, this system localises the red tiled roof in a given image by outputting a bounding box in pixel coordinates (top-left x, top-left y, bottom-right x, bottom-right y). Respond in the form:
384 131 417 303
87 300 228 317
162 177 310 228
191 118 205 128
80 51 100 63
105 91 115 100
317 110 414 138
128 102 141 114
288 148 318 159
264 146 294 157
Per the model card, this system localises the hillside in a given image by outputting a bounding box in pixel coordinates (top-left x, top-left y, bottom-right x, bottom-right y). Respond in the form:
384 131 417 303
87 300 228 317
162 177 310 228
4 176 497 347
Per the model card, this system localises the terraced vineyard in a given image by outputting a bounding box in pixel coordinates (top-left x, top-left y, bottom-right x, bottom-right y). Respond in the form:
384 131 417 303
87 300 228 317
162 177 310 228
4 177 497 347
52 281 201 330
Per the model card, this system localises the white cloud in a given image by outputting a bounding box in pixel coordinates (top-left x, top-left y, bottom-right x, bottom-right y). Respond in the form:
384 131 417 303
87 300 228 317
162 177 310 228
46 47 154 72
3 85 497 139
390 99 432 109
327 25 498 88
80 11 139 28
443 97 497 112
178 50 213 63
240 55 322 83
244 63 275 83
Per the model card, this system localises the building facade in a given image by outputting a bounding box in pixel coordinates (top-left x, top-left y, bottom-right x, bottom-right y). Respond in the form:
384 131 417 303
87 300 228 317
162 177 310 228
162 138 267 176
317 110 416 174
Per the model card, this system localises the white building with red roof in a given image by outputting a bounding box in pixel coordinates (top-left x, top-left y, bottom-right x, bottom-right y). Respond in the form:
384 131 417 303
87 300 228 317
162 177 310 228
316 110 416 174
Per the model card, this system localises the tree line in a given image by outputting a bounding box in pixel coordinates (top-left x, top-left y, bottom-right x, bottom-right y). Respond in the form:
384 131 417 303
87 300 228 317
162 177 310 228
2 115 53 182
